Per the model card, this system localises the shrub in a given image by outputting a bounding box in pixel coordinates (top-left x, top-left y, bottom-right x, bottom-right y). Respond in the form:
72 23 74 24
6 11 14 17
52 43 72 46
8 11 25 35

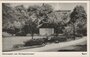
24 38 45 46
44 35 67 43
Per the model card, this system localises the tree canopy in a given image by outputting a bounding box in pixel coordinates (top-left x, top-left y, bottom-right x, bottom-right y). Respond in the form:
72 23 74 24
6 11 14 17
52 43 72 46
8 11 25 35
64 5 87 37
2 3 87 37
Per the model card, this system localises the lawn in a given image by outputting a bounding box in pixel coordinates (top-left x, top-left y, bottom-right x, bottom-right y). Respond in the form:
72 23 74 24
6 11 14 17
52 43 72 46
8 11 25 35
2 36 44 51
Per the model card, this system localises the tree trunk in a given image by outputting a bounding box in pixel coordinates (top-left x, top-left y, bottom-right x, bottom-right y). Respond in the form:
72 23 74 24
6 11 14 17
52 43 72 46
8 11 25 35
31 32 34 39
72 23 75 40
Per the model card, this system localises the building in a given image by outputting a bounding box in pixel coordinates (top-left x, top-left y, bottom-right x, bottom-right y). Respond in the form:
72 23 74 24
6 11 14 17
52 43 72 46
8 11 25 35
39 28 54 36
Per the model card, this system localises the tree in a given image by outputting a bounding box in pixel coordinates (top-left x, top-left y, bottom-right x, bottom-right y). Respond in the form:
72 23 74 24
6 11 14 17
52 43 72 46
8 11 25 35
70 5 87 39
22 5 40 38
13 5 31 36
2 3 16 35
36 3 53 28
14 5 27 28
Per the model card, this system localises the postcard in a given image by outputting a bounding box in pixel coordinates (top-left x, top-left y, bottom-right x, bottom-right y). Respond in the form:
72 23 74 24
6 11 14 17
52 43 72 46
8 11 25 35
0 0 90 57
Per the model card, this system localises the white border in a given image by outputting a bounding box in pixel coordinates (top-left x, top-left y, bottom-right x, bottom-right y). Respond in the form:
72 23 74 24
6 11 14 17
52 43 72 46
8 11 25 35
0 1 89 57
0 1 89 3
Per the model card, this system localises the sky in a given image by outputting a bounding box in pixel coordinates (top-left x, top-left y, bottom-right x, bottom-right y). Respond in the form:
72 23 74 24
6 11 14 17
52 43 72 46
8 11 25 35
10 3 87 11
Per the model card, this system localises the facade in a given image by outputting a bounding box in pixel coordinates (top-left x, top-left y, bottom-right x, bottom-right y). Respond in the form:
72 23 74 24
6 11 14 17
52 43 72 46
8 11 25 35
39 28 54 36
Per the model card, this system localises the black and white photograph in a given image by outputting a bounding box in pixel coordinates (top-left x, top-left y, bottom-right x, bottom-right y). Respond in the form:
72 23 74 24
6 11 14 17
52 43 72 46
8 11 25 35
2 2 87 52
